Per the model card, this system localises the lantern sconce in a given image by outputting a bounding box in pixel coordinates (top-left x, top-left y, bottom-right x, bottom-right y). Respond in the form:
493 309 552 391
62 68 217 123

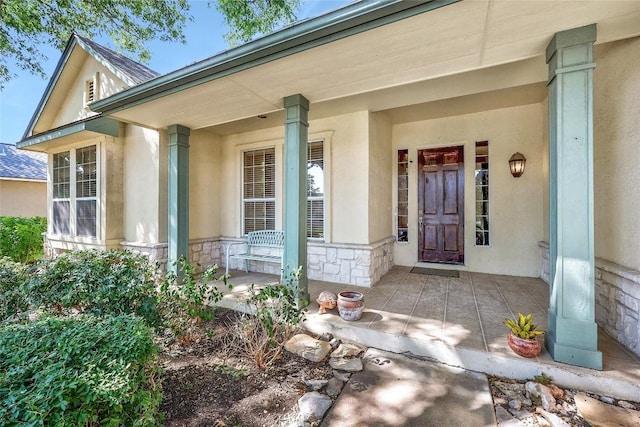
509 152 526 178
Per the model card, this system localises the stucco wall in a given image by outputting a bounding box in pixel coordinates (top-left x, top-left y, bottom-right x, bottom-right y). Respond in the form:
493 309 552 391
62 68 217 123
392 103 545 277
593 37 640 272
189 129 221 239
52 57 129 128
368 112 393 243
0 179 47 217
123 125 162 243
218 111 371 245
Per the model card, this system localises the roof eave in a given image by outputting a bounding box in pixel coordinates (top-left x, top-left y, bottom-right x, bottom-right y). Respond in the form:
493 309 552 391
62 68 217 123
21 33 81 141
90 0 460 116
17 116 120 149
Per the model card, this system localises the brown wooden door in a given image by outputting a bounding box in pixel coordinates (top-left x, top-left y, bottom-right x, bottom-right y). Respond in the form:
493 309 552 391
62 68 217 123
418 146 464 264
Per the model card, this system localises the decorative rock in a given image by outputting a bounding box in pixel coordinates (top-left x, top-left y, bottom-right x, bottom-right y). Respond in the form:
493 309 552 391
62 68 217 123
509 399 522 410
329 338 340 349
329 357 363 372
331 342 365 358
619 400 637 410
547 384 564 399
298 392 332 423
316 291 338 314
495 406 525 426
575 392 640 427
509 409 535 421
333 370 351 382
325 377 344 397
535 408 570 427
600 395 615 404
285 334 332 363
525 381 556 411
318 333 333 342
305 379 328 391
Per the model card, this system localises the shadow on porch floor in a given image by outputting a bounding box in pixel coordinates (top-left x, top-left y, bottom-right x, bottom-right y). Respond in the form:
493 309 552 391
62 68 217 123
219 266 640 401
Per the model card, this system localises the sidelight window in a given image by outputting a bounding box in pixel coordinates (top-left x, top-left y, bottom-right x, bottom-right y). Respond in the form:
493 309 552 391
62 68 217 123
475 141 490 246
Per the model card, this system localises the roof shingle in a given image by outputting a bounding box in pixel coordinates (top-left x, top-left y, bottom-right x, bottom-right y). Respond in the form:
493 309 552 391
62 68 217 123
0 143 47 180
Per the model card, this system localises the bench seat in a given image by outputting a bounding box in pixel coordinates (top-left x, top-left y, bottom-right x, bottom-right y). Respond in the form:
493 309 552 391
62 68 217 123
225 230 284 275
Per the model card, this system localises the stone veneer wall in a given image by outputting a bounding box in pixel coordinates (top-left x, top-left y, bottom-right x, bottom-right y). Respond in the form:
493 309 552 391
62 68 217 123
221 236 395 287
120 238 222 273
538 241 640 357
45 234 394 287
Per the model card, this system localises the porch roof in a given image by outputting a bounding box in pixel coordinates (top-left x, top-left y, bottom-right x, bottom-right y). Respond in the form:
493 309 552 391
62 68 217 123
89 0 640 133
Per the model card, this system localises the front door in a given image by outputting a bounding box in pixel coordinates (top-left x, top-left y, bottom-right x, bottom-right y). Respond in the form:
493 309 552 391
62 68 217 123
418 146 464 264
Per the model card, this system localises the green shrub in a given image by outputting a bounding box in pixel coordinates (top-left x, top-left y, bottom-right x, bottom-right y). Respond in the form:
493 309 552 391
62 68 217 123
0 216 47 263
159 258 226 341
0 257 30 322
29 249 162 326
0 315 161 426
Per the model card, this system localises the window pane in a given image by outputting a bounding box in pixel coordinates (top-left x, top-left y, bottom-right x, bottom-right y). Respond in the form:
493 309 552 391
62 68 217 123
76 199 96 237
76 146 97 198
243 147 275 234
475 141 490 246
52 200 70 235
397 149 409 242
52 152 70 199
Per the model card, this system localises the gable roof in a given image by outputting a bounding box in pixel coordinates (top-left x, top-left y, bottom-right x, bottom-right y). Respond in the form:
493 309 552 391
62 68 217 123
22 33 160 140
0 143 47 181
74 35 160 86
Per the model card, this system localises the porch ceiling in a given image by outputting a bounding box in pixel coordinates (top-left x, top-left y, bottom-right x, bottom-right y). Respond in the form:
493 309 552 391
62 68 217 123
101 0 640 132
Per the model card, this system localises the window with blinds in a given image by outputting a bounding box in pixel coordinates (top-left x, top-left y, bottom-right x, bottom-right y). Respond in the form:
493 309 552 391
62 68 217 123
307 140 324 239
76 146 97 237
475 141 490 246
243 148 276 234
52 151 70 235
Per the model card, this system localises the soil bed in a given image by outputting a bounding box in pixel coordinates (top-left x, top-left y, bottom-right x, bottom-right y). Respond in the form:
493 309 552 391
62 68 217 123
159 308 333 426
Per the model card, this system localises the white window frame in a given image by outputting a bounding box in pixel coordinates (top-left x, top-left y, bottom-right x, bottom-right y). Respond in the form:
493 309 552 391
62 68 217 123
49 143 100 240
307 139 325 240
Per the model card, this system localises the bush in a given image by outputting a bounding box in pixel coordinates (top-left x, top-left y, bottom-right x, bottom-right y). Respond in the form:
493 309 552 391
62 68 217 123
159 258 226 342
0 216 46 263
0 315 161 426
29 249 162 326
0 258 30 322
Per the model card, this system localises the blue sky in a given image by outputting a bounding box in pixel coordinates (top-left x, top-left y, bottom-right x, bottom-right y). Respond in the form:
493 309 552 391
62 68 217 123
0 0 351 144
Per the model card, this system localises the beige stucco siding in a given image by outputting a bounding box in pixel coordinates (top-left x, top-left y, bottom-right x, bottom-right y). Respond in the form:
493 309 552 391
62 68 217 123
189 130 221 239
369 112 393 243
217 111 371 244
0 180 47 217
594 37 640 272
123 125 162 243
392 103 545 276
52 57 129 129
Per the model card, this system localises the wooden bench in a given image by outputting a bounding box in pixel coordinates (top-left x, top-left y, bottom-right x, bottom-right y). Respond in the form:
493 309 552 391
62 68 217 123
225 230 285 275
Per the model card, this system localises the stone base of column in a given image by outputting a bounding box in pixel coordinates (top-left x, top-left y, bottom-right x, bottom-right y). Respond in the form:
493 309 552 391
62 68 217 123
545 315 602 370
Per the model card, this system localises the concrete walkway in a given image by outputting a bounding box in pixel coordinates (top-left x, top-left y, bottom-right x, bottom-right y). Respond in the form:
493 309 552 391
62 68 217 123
220 266 640 401
321 348 497 427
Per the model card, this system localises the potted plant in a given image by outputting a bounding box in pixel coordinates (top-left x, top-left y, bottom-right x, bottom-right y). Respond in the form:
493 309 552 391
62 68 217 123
504 313 544 357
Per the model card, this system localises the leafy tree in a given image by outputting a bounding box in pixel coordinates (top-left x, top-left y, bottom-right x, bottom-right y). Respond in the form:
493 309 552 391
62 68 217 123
215 0 301 46
0 0 301 88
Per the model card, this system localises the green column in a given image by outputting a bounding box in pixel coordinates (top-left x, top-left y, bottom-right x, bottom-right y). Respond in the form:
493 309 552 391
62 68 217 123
283 94 310 305
546 24 602 370
167 124 190 275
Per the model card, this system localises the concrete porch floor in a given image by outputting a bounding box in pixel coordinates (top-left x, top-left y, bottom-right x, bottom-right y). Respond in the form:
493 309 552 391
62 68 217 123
219 266 640 401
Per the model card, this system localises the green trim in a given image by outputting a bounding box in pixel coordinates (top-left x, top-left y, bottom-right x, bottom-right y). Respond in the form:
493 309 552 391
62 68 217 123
17 116 119 149
167 124 190 274
282 94 309 305
545 24 597 62
90 0 459 116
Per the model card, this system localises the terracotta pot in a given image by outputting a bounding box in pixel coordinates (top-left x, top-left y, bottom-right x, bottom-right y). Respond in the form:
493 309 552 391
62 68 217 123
337 291 364 321
508 332 542 358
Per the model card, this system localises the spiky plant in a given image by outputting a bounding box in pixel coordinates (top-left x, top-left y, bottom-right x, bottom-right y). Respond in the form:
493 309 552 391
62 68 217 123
504 313 544 339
